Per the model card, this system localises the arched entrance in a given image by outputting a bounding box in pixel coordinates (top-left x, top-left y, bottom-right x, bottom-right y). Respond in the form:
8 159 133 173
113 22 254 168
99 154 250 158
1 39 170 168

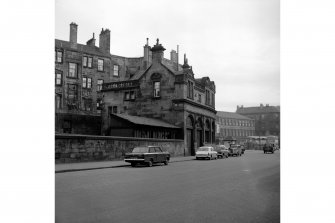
186 115 195 156
195 117 203 148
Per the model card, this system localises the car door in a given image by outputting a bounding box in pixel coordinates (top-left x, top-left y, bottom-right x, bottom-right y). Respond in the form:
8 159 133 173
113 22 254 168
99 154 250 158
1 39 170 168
155 147 163 162
148 147 157 162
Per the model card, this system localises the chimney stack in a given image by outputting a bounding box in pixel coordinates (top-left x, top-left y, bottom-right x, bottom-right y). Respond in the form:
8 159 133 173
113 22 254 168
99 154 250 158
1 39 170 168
182 53 190 70
69 22 78 43
99 28 110 53
86 33 96 47
143 38 152 69
260 103 264 108
150 38 165 64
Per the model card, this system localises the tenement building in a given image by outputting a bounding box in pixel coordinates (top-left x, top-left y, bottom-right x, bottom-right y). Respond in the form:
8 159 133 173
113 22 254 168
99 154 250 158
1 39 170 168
101 39 217 156
236 104 280 137
216 111 255 144
55 23 114 134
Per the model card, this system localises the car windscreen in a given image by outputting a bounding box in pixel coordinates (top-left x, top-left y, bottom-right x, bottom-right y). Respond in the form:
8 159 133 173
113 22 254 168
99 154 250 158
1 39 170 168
132 147 149 153
198 147 210 151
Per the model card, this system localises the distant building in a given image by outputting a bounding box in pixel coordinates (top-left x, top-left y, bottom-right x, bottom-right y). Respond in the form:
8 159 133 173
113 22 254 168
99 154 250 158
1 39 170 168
236 104 280 137
216 111 256 144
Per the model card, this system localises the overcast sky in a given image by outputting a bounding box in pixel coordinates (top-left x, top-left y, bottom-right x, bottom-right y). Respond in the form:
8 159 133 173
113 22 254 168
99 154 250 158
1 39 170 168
55 0 279 112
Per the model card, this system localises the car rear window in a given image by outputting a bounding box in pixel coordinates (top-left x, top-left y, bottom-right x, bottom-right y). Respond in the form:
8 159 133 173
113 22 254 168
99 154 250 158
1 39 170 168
198 147 210 151
132 147 149 153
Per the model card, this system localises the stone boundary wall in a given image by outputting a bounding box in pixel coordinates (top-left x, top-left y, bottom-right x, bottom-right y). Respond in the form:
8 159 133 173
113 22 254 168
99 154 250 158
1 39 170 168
55 134 185 163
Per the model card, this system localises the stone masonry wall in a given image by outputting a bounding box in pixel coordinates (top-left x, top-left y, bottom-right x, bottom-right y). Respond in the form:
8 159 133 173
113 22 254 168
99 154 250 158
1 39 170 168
55 134 185 163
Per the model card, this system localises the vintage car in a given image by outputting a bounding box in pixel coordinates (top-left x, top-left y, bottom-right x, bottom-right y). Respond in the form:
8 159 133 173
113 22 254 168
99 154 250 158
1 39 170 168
195 146 218 160
263 144 274 154
228 144 242 157
240 145 246 154
214 145 229 159
124 146 170 167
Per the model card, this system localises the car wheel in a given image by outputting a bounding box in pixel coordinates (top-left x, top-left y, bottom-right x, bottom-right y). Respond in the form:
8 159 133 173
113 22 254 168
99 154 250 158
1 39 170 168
147 160 153 167
164 159 169 165
131 163 136 167
226 155 229 158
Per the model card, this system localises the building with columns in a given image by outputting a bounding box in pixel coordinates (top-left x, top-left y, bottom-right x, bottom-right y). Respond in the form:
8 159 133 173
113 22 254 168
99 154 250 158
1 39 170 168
101 39 217 156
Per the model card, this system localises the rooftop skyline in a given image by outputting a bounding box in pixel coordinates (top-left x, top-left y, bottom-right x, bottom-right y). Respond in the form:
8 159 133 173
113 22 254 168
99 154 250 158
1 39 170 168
55 0 280 112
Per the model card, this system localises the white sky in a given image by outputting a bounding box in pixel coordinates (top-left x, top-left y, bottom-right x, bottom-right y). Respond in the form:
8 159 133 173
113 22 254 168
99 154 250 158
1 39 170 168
55 0 279 112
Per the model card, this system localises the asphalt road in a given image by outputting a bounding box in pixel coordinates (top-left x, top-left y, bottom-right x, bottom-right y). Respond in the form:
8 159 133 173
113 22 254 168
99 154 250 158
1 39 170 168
55 150 280 223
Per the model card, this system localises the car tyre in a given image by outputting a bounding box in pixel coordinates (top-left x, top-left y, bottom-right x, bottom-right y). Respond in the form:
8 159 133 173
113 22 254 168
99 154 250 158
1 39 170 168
164 159 169 165
147 160 153 167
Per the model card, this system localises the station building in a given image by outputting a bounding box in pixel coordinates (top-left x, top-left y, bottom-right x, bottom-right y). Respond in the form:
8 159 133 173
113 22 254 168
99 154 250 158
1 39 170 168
101 39 217 156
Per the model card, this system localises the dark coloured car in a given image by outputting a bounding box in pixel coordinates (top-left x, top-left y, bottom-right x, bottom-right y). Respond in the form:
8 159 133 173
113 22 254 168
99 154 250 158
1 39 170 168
214 145 229 159
263 144 274 154
228 144 242 157
240 145 246 154
124 146 170 167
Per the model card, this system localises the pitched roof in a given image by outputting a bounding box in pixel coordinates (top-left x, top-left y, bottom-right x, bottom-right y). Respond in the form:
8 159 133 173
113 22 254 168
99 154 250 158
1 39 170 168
113 114 180 129
55 39 110 57
236 106 280 114
216 111 252 120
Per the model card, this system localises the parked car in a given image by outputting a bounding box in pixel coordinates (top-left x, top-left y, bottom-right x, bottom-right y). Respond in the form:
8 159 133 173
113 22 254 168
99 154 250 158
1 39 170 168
195 146 218 160
263 144 274 154
214 145 229 159
228 144 242 157
124 146 170 167
240 145 246 154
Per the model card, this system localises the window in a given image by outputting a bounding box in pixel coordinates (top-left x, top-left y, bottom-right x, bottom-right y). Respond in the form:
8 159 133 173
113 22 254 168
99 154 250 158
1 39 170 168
82 77 87 88
113 65 119 76
55 50 63 63
205 90 210 105
124 91 135 100
55 94 62 109
87 78 92 89
112 106 117 114
130 91 135 100
83 99 92 111
83 56 88 67
153 81 160 97
67 84 77 100
68 63 77 78
82 77 92 89
124 92 130 100
88 57 93 68
198 94 202 103
97 79 103 91
55 72 62 86
187 81 194 99
98 59 104 71
211 93 215 107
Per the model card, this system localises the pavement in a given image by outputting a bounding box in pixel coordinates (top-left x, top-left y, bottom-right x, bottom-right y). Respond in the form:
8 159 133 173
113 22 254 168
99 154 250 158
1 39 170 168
55 156 195 173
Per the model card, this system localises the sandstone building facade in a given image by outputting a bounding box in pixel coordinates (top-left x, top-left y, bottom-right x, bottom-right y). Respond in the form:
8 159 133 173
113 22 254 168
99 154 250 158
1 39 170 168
55 23 217 156
101 39 216 156
236 104 280 137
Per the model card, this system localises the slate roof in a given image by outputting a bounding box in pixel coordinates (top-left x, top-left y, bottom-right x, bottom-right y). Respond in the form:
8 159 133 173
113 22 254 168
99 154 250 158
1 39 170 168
236 106 280 114
113 113 180 129
55 39 110 57
216 111 252 120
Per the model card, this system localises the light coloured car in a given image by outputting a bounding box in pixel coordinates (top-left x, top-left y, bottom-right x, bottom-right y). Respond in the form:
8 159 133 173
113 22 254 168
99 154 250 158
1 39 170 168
195 146 218 160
